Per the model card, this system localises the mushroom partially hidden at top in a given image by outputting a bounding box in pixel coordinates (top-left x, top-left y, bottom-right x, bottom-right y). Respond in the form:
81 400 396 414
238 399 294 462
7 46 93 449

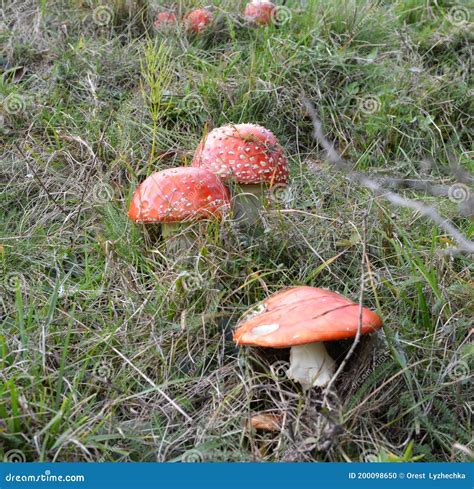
244 0 276 26
128 167 230 252
154 11 178 30
184 8 214 33
247 412 283 432
192 123 289 226
233 287 383 390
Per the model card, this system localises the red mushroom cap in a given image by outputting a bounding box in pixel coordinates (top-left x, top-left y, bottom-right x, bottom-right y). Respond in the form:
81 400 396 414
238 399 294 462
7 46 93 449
247 412 283 432
192 123 289 185
128 167 230 223
184 8 213 33
233 286 383 348
154 11 178 29
244 0 276 25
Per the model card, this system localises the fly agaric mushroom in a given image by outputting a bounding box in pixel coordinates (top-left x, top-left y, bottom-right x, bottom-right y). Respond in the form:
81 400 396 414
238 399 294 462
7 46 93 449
192 123 288 226
154 11 178 30
247 412 283 432
244 0 276 26
128 167 230 247
184 8 213 33
233 287 383 390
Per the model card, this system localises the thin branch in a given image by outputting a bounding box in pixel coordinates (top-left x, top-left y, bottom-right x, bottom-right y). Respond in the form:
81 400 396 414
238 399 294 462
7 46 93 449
323 215 368 405
15 143 69 217
303 100 474 255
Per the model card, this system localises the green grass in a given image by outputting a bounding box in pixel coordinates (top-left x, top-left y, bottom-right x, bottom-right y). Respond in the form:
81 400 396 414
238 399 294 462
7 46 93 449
1 0 473 462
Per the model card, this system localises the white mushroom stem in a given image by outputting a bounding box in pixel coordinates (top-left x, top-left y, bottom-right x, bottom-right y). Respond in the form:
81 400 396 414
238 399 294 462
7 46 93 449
232 184 266 228
161 222 182 239
162 222 194 240
287 342 336 390
161 222 200 259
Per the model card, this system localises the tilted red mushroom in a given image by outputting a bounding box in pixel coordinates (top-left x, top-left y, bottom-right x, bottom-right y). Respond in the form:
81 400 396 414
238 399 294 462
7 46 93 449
247 412 283 432
154 11 178 30
184 8 213 33
244 0 276 26
234 287 383 390
192 123 289 226
128 167 230 244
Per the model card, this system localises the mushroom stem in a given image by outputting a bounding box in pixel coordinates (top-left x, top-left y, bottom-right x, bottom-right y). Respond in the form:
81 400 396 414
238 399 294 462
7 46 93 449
161 222 184 239
162 221 218 260
233 184 267 228
287 342 336 390
162 223 197 258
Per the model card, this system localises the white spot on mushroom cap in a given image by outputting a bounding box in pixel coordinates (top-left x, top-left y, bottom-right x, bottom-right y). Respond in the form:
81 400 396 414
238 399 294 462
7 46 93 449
251 324 280 336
